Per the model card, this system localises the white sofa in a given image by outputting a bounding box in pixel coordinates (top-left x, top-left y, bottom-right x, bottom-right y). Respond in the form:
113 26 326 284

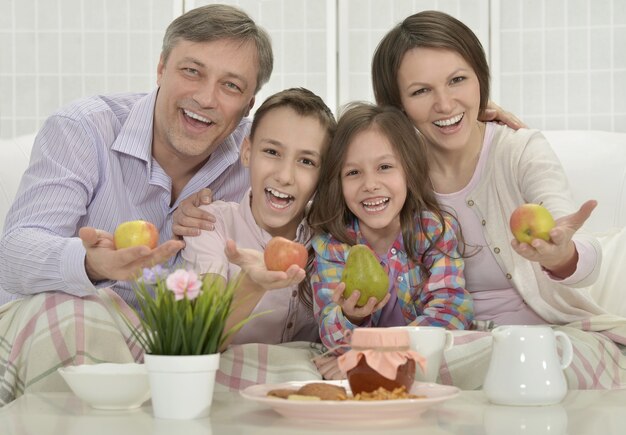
1 131 625 314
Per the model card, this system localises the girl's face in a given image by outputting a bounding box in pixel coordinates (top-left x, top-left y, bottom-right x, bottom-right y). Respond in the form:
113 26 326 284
242 106 327 239
341 127 407 241
397 47 482 153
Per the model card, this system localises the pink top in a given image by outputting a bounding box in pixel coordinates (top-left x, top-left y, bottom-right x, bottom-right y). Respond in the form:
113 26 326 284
181 189 318 345
435 123 595 325
337 328 425 380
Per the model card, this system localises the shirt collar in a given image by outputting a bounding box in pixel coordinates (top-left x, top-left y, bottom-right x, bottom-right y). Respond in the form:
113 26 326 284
349 218 404 258
109 88 244 170
110 89 157 163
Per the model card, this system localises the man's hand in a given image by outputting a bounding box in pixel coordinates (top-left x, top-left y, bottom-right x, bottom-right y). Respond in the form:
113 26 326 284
79 227 184 282
172 188 216 238
481 101 527 130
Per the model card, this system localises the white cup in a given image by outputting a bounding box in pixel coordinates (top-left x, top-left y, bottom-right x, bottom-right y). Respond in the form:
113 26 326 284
391 326 454 383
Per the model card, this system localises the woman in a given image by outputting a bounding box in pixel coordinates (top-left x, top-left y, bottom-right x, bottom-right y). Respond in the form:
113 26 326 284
371 10 626 389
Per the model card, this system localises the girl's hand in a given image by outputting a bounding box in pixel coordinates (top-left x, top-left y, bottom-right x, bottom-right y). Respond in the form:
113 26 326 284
511 200 597 278
225 239 305 290
331 282 391 325
313 355 346 380
172 188 216 238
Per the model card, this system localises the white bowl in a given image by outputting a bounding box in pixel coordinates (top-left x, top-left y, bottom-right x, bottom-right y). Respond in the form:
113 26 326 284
58 363 151 410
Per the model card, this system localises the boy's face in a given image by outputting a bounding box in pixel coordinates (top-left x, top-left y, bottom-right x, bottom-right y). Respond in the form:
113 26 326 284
241 106 327 240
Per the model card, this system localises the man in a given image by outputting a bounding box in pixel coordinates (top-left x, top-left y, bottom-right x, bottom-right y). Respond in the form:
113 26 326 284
0 4 272 405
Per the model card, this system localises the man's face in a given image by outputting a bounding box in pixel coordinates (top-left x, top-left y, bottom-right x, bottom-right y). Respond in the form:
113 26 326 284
153 38 258 165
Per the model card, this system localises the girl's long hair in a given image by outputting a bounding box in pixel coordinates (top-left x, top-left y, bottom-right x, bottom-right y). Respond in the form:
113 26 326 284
301 102 461 308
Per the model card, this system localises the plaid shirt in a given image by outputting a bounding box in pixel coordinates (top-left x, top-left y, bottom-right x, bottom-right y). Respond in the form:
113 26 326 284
311 211 473 351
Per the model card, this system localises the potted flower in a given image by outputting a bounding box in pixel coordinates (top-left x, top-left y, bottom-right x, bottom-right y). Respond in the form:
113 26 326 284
124 264 253 420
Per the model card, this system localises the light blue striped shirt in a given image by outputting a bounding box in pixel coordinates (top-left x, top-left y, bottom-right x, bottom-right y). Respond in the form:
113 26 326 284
0 90 250 307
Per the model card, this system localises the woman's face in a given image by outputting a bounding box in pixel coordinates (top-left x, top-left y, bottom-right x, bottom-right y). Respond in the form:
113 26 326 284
397 47 482 153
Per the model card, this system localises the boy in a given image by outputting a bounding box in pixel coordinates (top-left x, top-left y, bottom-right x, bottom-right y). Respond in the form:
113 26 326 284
181 88 336 346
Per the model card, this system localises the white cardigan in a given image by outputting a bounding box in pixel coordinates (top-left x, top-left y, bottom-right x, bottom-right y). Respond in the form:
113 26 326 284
466 124 605 324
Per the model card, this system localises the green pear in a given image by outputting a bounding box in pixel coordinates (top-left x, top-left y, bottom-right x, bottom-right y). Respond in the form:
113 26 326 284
341 244 389 306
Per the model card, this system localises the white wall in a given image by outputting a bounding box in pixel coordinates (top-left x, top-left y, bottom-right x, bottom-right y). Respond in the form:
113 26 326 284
492 0 626 131
1 0 625 139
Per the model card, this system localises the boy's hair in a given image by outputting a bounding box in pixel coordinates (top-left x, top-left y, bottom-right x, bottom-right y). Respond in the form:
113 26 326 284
372 10 490 117
162 4 273 94
308 102 456 288
250 87 337 141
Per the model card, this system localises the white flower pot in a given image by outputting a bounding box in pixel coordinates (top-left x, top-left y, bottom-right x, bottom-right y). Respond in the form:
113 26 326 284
144 353 220 419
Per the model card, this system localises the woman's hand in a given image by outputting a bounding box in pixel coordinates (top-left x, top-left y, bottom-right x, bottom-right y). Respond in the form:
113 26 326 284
331 282 390 325
313 355 346 380
481 101 527 130
172 188 216 238
225 239 305 290
511 200 597 278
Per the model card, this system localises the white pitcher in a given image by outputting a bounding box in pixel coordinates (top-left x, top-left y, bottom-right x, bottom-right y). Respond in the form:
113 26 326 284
483 325 573 406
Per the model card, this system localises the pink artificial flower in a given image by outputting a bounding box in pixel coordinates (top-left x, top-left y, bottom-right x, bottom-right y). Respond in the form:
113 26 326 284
166 269 202 301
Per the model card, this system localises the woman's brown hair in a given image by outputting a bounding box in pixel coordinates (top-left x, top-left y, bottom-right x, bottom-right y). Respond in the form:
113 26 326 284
372 10 490 117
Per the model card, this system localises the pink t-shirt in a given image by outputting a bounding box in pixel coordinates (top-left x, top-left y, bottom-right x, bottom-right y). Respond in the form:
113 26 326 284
435 123 594 325
181 189 318 345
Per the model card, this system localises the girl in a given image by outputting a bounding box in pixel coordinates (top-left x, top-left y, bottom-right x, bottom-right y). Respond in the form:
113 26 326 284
308 103 472 351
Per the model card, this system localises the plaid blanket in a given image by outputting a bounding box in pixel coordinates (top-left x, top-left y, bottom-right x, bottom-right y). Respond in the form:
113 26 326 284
2 290 625 406
0 289 143 405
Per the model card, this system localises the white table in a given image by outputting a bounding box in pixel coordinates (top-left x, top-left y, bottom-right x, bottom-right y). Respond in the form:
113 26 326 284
1 389 625 435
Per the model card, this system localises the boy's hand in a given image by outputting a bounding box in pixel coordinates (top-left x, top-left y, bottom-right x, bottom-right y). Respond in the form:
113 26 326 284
331 282 390 325
172 188 216 238
79 227 183 282
225 239 305 290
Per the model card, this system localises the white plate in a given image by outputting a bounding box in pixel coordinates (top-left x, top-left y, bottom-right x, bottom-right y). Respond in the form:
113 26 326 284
240 380 460 423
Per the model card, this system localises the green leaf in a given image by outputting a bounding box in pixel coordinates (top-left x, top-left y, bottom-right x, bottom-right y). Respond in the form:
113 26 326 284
116 266 269 356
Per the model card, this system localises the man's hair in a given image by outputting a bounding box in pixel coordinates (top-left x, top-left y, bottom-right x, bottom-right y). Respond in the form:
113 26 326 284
250 87 336 141
372 10 490 117
162 4 273 94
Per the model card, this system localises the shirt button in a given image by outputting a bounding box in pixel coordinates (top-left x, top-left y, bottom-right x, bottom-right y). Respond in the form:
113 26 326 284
390 248 397 255
494 247 500 254
481 219 486 226
397 276 403 282
467 200 475 206
287 322 293 329
506 273 512 279
292 290 297 297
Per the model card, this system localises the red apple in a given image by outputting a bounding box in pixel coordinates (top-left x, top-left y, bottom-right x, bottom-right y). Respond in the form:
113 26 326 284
114 220 159 249
509 203 556 244
264 236 308 271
